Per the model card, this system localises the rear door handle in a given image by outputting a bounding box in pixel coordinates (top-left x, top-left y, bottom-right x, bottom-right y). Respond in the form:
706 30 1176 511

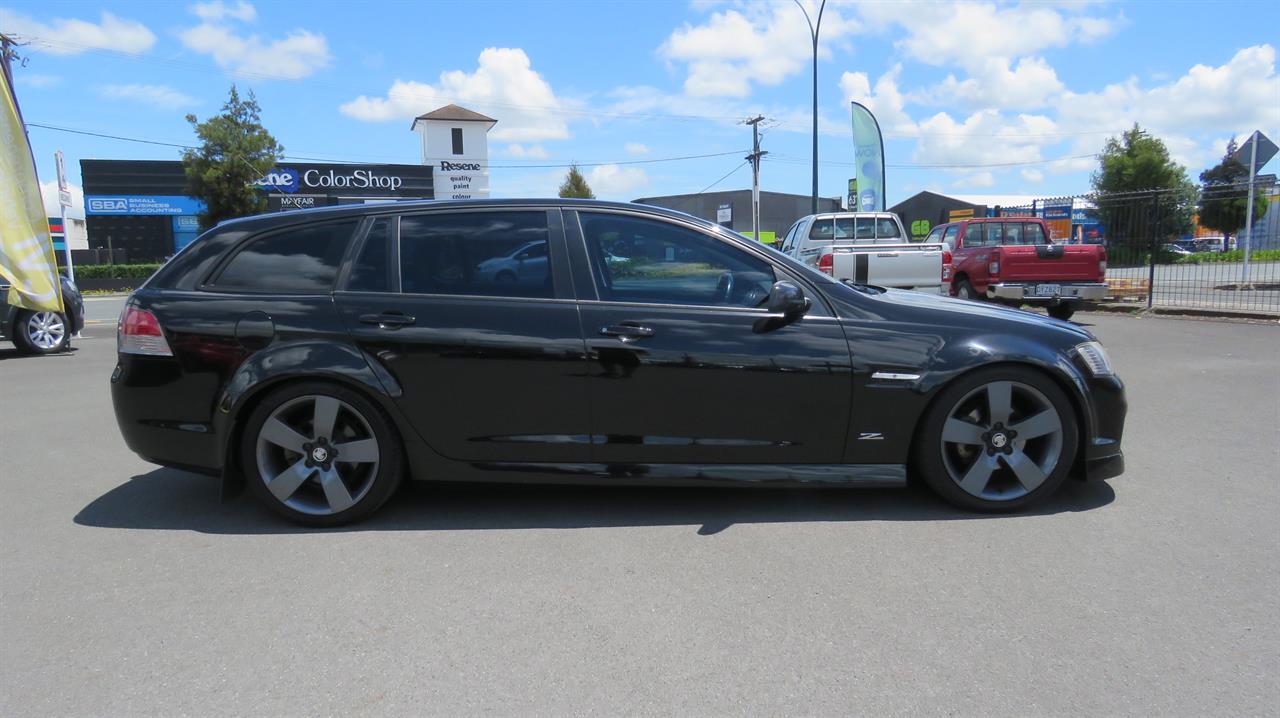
359 312 416 329
600 323 655 341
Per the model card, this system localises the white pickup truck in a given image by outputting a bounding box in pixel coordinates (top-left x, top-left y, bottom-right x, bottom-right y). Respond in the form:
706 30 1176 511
778 212 949 293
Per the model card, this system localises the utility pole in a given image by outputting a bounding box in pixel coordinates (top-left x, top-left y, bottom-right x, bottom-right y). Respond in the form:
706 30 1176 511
744 115 768 244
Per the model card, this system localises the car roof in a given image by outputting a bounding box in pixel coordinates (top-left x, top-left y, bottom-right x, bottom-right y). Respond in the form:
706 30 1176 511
214 198 705 232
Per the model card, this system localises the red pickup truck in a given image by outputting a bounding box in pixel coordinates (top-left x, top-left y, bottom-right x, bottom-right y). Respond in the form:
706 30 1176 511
924 217 1107 320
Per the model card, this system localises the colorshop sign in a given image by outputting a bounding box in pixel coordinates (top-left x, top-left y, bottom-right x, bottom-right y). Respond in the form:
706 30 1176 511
252 163 433 198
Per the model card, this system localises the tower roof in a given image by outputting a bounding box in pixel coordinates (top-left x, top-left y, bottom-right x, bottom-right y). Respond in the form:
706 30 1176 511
411 104 497 128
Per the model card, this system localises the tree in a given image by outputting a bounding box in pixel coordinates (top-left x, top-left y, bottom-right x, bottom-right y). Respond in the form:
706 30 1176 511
1198 138 1268 246
182 85 284 228
1091 124 1196 242
558 163 595 199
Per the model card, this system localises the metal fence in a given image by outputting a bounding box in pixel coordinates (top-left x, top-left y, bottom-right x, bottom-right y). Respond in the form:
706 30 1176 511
1004 190 1279 315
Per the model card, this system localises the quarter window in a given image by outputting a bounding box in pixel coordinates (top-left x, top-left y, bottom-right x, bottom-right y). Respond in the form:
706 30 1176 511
212 221 357 293
399 211 552 298
580 213 775 308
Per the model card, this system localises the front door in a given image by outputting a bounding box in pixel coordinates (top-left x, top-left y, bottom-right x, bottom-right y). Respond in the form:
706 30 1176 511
567 210 853 465
335 209 591 462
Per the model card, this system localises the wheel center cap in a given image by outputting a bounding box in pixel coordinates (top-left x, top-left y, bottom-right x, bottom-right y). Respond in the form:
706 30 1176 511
311 447 329 463
990 432 1008 449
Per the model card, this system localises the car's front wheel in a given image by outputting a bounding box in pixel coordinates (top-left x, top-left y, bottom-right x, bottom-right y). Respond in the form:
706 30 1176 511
13 310 70 354
242 382 404 526
914 367 1078 512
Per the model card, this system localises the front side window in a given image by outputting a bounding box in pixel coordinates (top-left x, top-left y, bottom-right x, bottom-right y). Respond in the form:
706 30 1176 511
213 220 357 293
942 225 960 247
964 223 983 247
580 213 775 308
781 221 802 253
399 211 552 298
924 226 944 244
985 222 1003 247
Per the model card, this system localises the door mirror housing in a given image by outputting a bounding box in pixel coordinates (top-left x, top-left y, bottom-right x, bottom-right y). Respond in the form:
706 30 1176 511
766 281 809 317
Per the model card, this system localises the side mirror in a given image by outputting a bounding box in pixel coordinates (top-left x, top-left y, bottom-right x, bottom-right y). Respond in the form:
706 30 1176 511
766 281 809 317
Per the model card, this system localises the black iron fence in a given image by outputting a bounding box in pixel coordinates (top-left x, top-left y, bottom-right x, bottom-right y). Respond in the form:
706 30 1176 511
1002 189 1278 314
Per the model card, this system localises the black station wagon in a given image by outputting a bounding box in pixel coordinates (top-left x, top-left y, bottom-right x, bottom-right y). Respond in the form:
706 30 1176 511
110 199 1126 526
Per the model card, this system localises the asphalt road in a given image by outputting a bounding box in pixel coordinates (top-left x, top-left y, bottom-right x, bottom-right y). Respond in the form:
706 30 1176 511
1 314 1277 717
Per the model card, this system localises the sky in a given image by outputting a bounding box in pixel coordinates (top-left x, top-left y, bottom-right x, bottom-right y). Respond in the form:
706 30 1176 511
5 0 1279 219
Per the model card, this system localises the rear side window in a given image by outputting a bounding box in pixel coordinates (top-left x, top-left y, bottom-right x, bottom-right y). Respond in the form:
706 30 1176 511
399 211 551 298
875 218 900 238
1024 223 1048 245
212 221 357 293
346 218 392 292
985 223 1003 247
964 223 983 247
1004 222 1023 245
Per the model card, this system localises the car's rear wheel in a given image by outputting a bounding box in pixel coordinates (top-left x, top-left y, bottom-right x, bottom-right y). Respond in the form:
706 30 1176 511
14 310 69 354
242 382 403 526
914 367 1077 512
1047 303 1076 321
955 278 978 300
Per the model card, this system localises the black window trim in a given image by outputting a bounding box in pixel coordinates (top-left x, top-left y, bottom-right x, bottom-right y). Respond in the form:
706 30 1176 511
200 217 363 296
391 206 571 302
566 206 833 317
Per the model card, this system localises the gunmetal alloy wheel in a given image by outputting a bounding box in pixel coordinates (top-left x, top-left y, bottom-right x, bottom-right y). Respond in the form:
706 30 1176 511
940 380 1065 501
254 394 383 517
26 311 67 352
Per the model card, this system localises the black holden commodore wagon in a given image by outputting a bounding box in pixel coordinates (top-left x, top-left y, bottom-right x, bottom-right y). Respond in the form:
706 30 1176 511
110 199 1125 526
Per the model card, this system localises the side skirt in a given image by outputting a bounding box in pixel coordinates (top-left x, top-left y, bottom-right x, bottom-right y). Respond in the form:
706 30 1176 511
437 462 907 488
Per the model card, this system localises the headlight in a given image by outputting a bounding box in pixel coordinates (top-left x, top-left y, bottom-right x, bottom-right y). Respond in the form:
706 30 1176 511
1074 341 1114 377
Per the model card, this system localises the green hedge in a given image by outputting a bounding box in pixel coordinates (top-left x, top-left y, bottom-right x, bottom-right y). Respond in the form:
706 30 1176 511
1175 249 1280 264
73 263 162 279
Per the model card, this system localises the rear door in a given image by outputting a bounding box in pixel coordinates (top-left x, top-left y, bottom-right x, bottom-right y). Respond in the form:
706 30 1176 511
333 208 591 462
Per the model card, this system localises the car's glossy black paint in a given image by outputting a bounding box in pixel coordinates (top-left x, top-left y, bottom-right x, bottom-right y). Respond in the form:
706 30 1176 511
110 198 1125 496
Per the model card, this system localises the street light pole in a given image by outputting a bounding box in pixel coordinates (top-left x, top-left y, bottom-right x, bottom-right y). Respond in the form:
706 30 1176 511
794 0 826 215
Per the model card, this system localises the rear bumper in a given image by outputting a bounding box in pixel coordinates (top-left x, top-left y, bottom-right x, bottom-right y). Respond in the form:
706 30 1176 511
988 282 1107 302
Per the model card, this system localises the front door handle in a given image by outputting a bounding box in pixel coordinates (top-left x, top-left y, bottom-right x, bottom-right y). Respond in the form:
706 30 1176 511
359 312 416 329
599 323 655 341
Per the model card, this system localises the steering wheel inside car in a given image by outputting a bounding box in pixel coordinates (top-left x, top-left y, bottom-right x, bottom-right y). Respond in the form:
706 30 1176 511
716 271 736 304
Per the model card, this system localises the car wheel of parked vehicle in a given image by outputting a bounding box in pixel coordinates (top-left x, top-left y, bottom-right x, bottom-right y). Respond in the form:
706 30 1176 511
14 310 69 354
1047 304 1076 321
955 278 978 301
242 382 403 527
914 366 1077 512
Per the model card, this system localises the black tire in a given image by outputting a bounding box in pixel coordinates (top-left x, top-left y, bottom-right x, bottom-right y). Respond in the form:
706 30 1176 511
241 381 404 527
1047 303 1076 321
13 310 70 354
954 278 978 301
913 366 1078 512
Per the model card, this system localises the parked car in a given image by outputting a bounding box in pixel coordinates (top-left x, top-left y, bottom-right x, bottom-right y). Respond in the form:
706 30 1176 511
1194 236 1227 253
924 218 1108 321
110 199 1126 526
1 274 85 354
779 212 948 293
1161 243 1193 257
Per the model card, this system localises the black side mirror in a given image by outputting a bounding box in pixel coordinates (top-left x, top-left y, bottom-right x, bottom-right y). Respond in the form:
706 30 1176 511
766 281 809 317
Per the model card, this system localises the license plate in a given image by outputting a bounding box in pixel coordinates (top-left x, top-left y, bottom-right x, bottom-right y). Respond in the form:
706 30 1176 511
1034 284 1061 297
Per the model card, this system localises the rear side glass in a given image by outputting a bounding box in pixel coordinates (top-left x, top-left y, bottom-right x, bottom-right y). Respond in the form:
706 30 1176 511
1024 223 1048 245
347 218 392 292
1005 222 1023 245
875 218 900 239
212 221 357 293
985 223 1002 247
399 211 552 298
964 223 982 247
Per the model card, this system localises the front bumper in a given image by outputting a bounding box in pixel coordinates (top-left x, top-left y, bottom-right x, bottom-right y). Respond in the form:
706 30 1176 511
1078 373 1126 481
988 282 1107 302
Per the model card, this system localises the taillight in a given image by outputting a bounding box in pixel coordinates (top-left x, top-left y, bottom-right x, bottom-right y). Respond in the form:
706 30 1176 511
988 260 1000 276
942 249 953 281
818 252 834 275
1099 247 1107 275
118 306 173 356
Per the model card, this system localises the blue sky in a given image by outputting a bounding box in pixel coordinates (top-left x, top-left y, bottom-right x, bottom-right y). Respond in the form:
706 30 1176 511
6 0 1279 218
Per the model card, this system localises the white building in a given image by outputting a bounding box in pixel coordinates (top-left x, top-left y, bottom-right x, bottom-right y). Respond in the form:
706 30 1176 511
412 104 496 200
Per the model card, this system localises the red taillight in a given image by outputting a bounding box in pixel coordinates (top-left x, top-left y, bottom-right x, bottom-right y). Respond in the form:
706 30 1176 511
1099 247 1107 275
942 249 953 281
818 252 834 275
118 306 173 356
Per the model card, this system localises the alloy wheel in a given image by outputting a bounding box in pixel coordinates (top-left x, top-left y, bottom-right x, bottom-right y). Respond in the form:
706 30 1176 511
254 394 381 516
27 312 66 350
939 380 1065 501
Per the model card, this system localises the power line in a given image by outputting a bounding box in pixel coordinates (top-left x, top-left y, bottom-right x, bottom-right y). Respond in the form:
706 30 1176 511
766 152 1099 170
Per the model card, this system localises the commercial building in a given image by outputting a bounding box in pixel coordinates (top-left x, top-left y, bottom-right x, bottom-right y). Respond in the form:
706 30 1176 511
634 189 842 243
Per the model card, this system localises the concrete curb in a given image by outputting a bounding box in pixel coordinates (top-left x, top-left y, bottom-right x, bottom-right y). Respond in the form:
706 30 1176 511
1086 302 1279 322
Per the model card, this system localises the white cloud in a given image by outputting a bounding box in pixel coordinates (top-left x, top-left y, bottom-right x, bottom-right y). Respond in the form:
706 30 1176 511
625 142 650 155
340 48 570 143
913 109 1056 167
498 143 550 159
951 172 996 189
179 9 330 80
0 9 156 55
192 1 257 22
1020 169 1044 183
99 84 198 109
15 73 61 89
660 1 860 98
922 56 1065 110
40 181 84 219
841 64 915 136
588 164 649 197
